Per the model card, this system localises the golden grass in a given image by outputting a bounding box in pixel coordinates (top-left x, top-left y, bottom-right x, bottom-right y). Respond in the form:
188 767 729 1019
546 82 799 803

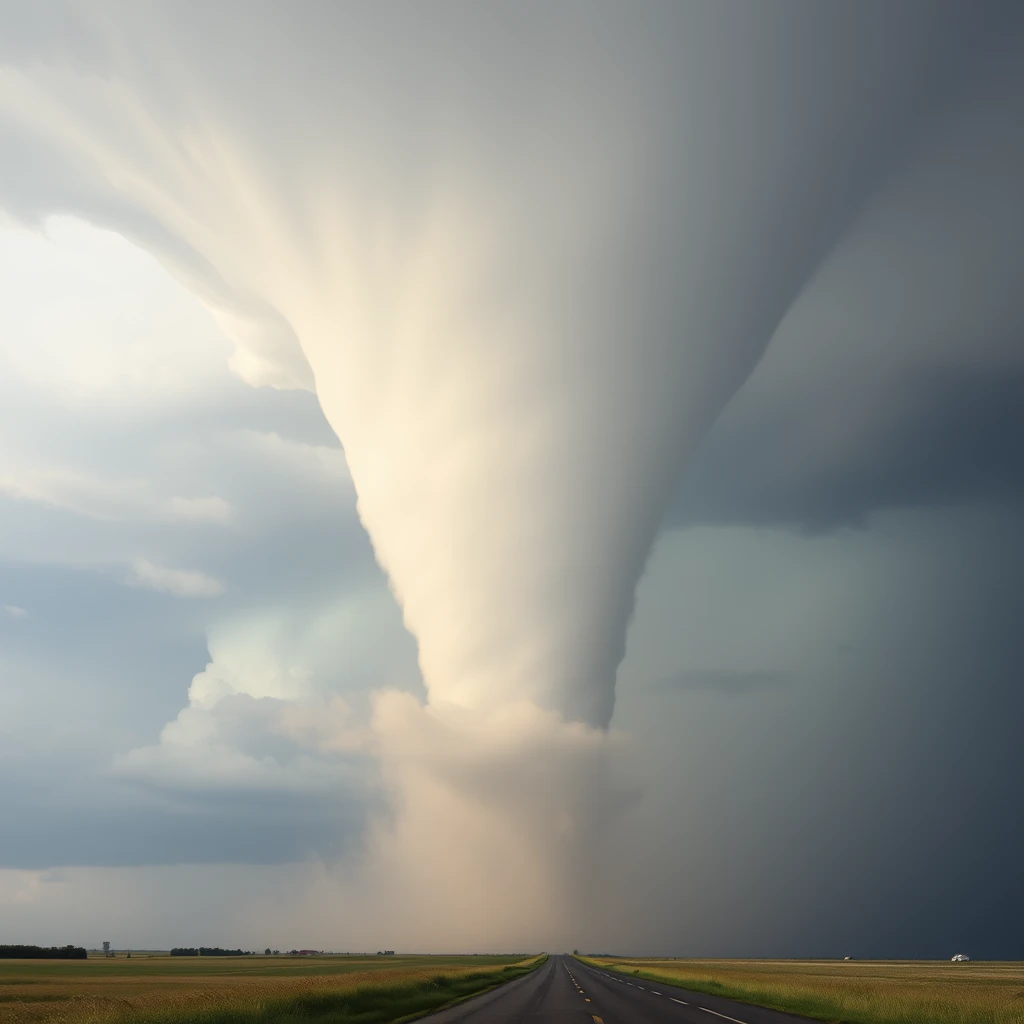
579 956 1024 1024
0 954 540 1024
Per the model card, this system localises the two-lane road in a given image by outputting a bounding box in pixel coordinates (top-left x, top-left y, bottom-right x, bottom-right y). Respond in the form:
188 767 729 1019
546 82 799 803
426 954 813 1024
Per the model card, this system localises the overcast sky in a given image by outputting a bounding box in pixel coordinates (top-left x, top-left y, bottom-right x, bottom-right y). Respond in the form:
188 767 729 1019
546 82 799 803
1 1 1022 958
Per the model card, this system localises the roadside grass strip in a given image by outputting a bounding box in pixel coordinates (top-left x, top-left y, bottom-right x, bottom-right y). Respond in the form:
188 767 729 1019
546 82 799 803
576 955 1024 1024
0 956 546 1024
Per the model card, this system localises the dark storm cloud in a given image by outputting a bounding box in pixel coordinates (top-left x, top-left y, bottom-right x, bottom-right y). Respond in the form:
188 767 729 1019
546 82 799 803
610 505 1024 959
0 770 372 869
664 10 1024 535
671 365 1024 531
0 561 209 736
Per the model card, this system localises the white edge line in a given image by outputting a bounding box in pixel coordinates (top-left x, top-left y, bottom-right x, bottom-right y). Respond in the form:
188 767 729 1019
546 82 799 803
699 1008 748 1024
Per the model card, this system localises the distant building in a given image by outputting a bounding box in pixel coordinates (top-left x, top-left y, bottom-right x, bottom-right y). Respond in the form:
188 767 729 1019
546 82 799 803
383 950 395 956
951 954 971 962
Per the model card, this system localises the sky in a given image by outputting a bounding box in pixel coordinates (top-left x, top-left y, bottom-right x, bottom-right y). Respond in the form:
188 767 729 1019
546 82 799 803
0 0 1022 959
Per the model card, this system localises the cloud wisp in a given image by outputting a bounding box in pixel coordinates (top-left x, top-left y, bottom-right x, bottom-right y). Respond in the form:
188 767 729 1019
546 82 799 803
127 558 223 599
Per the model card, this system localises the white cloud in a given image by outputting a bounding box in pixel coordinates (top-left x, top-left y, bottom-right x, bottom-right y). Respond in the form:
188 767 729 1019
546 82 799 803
112 697 365 794
0 462 150 523
110 591 413 794
128 558 223 598
186 594 418 710
2 604 26 617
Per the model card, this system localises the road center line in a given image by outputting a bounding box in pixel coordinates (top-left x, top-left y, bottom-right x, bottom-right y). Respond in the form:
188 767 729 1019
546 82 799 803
671 997 688 1005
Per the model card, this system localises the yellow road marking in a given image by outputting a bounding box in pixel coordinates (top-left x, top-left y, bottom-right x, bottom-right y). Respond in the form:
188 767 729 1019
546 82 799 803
592 1017 604 1023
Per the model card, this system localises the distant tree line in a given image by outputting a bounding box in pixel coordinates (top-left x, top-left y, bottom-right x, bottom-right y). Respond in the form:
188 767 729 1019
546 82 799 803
170 947 253 957
0 945 87 959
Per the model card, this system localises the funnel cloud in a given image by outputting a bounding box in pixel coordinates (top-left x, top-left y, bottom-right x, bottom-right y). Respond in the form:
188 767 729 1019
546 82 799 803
1 1 1023 957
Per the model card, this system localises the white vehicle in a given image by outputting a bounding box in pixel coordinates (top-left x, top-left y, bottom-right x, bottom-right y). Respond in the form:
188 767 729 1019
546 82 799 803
951 954 971 962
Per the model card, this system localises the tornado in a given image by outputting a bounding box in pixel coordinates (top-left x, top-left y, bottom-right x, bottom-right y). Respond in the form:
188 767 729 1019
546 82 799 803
0 1 996 727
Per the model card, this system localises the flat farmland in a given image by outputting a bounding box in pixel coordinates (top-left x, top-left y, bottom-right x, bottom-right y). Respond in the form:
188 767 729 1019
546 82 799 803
579 956 1024 1024
0 953 542 1024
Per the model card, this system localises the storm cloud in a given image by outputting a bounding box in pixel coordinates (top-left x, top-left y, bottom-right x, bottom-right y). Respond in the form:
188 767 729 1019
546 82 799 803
0 1 1022 958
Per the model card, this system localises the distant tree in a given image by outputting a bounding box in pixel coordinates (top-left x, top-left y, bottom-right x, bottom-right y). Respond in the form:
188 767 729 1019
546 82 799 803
0 945 87 960
265 948 272 955
274 950 280 955
171 947 252 957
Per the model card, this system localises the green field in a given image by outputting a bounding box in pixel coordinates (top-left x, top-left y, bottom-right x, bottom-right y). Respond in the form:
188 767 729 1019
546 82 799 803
578 955 1024 1024
0 953 544 1024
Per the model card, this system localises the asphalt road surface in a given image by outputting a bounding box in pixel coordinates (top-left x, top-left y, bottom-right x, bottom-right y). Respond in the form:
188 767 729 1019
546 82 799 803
426 954 814 1024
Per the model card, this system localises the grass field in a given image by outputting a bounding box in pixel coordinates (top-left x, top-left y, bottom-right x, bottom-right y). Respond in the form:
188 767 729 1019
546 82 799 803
0 953 544 1024
578 955 1024 1024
